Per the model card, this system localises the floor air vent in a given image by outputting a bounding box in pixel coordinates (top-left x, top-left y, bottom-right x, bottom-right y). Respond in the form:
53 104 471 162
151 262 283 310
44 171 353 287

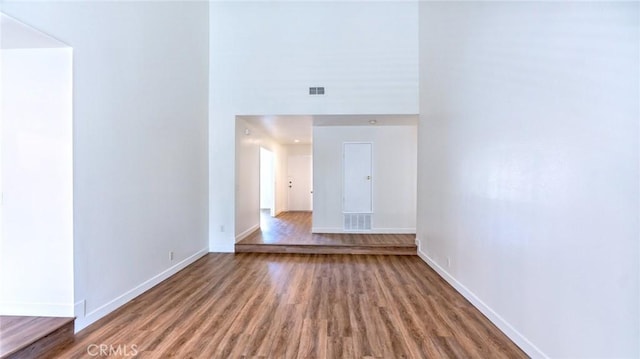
343 213 372 231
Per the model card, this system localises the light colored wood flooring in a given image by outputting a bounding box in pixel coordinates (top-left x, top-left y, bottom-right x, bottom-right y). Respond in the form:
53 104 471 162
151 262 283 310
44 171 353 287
49 253 527 358
236 211 417 255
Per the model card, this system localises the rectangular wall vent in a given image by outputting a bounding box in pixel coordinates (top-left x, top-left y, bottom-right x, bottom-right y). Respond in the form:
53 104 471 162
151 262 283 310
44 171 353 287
309 87 325 95
343 213 372 231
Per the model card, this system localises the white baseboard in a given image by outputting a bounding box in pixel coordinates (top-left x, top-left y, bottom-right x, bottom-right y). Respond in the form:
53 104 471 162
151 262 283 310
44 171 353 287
235 223 260 243
74 300 86 318
74 248 208 333
0 301 74 317
311 227 416 234
416 247 548 359
209 242 235 253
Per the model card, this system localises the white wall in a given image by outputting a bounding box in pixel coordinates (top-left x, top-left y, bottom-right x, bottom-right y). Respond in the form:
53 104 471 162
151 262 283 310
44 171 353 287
235 118 288 242
418 2 639 358
210 1 418 251
259 147 274 210
313 125 417 233
1 37 73 316
2 2 210 331
284 144 312 157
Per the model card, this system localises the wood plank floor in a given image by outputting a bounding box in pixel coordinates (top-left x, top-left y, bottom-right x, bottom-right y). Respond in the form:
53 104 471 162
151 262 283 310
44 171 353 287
50 253 527 358
236 211 417 255
0 316 74 358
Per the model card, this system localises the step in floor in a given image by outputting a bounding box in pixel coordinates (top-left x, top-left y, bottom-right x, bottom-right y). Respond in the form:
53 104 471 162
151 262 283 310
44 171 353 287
0 316 74 359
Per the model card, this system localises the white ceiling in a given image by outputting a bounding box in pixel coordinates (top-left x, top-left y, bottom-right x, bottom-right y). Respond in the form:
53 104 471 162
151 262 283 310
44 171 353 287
239 114 418 145
240 115 314 145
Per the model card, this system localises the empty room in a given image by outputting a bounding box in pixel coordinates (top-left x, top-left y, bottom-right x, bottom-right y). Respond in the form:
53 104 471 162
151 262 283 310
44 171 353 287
0 1 638 358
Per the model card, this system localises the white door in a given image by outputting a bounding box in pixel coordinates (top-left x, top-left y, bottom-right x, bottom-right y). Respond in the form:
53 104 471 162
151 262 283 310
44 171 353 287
343 143 372 213
287 155 312 211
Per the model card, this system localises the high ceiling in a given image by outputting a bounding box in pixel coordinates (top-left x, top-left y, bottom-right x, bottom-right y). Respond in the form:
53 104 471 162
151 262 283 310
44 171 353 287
239 114 418 145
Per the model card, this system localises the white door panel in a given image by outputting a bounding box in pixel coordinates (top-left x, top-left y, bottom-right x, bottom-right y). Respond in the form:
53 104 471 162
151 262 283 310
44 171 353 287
287 155 312 211
343 143 372 213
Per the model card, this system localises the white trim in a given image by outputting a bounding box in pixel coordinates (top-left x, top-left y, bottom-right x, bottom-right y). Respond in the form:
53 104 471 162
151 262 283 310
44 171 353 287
74 300 86 319
209 242 235 253
416 246 548 359
0 301 74 317
235 223 259 243
74 248 208 333
312 227 416 234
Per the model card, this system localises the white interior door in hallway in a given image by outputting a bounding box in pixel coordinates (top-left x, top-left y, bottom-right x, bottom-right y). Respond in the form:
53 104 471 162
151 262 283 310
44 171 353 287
343 143 372 213
287 155 312 211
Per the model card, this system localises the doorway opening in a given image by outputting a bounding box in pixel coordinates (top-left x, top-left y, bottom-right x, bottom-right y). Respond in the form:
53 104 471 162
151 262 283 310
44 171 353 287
1 14 74 319
234 115 313 243
234 114 418 255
